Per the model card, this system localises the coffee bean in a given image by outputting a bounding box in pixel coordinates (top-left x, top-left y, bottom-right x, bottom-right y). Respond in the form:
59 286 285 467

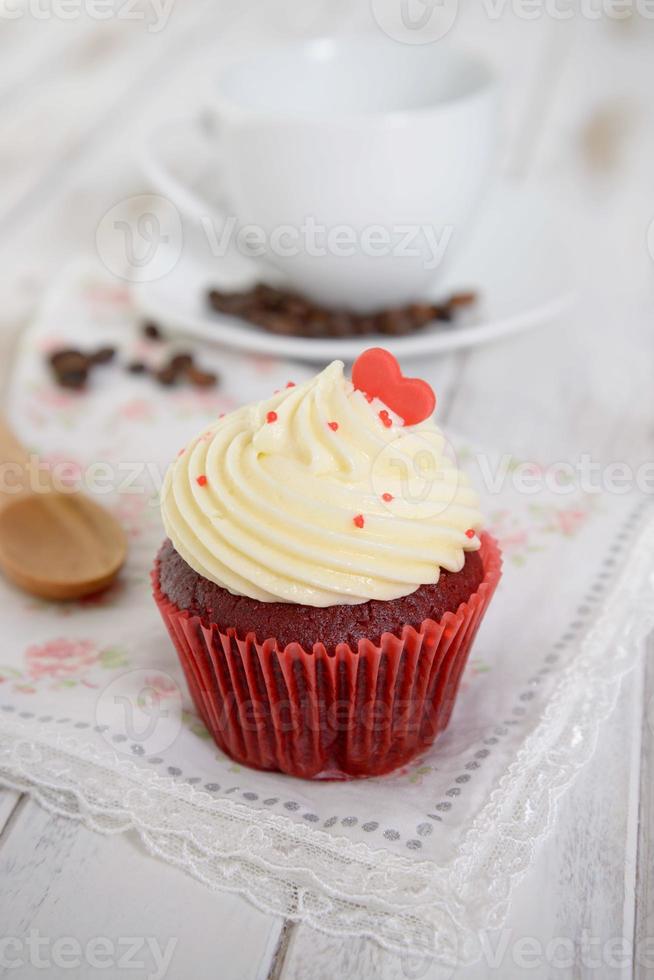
448 291 477 308
49 349 90 389
169 352 194 375
207 289 254 317
432 305 454 323
206 282 477 340
377 310 414 336
353 316 377 336
49 349 86 370
329 313 355 338
407 303 437 327
46 337 218 394
281 294 313 317
154 366 177 386
187 366 218 388
143 321 163 341
90 346 116 365
58 368 88 390
250 312 301 336
253 283 288 310
305 311 330 337
126 360 147 374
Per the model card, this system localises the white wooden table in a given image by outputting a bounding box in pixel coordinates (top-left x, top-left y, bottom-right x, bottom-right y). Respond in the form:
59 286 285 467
0 3 652 978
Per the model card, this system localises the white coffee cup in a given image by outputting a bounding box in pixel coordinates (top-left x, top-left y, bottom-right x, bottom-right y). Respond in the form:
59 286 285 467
143 36 498 312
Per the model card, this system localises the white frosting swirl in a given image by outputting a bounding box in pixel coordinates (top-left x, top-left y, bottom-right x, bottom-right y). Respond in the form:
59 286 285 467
161 361 483 607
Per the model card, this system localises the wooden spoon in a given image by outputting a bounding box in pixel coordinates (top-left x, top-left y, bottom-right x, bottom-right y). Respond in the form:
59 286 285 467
0 419 127 600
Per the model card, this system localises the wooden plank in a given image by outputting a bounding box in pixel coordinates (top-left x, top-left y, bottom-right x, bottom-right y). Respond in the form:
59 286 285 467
0 788 24 836
0 8 650 980
0 19 96 105
0 797 284 980
0 1 351 322
445 21 654 468
280 668 643 980
634 635 654 980
0 0 365 240
280 14 654 980
0 0 250 231
263 921 297 980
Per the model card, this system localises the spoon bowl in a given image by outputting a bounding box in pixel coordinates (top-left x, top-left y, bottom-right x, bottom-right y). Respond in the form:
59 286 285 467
0 493 127 600
0 419 127 600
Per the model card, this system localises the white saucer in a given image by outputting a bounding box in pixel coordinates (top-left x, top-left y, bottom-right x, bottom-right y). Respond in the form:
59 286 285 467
135 133 574 363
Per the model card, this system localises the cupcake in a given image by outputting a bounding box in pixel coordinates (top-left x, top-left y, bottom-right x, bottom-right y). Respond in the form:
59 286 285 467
153 348 501 779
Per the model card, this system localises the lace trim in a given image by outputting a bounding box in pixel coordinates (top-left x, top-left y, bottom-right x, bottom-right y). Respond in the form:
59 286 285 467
1 512 654 965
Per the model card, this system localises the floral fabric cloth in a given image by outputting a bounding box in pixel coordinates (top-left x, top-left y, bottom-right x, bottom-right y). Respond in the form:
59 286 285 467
1 261 652 963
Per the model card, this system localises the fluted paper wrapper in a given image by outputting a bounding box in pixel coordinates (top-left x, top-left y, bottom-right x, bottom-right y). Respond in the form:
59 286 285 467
152 534 502 780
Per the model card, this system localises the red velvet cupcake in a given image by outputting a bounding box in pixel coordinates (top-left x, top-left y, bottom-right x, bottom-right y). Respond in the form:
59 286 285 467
153 350 501 779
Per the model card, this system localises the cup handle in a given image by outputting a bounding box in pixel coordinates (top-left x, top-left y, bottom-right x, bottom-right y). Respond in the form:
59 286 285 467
140 114 228 223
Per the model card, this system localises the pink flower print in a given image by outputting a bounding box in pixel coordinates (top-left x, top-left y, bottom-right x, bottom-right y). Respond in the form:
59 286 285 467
85 283 131 307
488 512 529 556
76 578 124 608
34 384 80 410
497 529 529 554
249 354 281 375
40 454 83 490
555 506 588 537
118 398 153 422
144 674 180 702
171 389 232 418
37 336 71 355
140 675 182 715
112 493 154 539
25 638 99 680
131 338 155 360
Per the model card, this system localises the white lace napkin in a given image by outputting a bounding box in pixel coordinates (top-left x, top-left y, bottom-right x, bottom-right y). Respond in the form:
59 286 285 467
1 261 652 966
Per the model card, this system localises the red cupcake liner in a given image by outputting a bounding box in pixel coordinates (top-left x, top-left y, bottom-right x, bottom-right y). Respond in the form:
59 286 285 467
152 534 502 780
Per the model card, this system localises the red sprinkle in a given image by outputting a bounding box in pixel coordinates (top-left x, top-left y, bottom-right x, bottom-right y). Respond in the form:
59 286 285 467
177 448 185 457
465 528 476 539
353 514 365 529
196 475 208 487
379 410 392 428
328 421 339 431
382 492 394 502
286 381 296 388
266 411 278 424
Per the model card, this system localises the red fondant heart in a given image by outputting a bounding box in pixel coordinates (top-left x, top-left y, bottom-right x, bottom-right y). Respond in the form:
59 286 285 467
352 348 436 425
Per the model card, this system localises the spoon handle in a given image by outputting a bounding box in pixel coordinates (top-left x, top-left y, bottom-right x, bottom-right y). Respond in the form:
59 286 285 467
0 417 32 509
0 417 29 462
